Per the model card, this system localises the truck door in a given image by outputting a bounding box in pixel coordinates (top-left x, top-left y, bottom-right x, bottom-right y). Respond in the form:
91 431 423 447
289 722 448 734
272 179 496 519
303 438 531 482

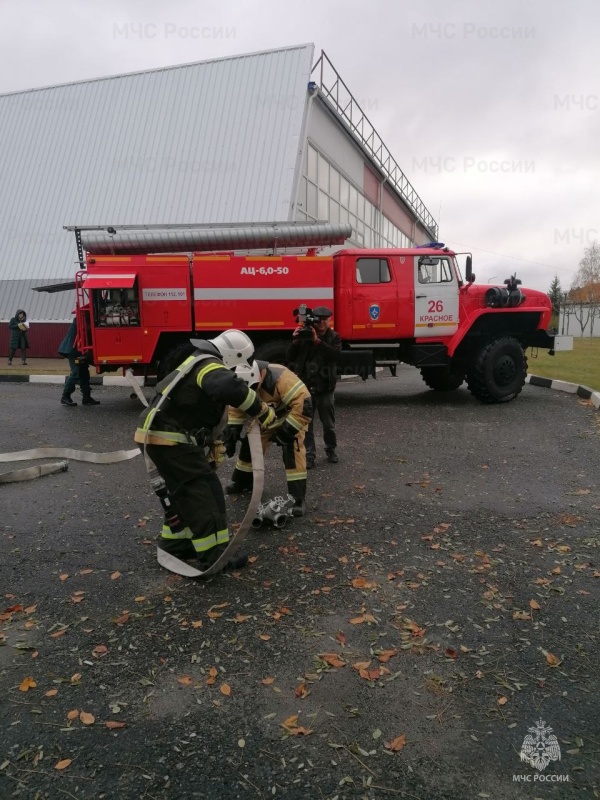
83 273 144 366
413 255 459 338
352 256 398 339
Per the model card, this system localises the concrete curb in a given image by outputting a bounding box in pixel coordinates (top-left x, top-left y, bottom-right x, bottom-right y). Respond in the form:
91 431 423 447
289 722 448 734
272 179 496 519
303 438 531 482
0 374 156 387
1 372 599 409
525 374 600 410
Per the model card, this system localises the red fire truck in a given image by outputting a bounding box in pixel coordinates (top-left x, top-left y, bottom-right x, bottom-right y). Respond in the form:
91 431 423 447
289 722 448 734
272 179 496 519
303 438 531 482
64 222 571 404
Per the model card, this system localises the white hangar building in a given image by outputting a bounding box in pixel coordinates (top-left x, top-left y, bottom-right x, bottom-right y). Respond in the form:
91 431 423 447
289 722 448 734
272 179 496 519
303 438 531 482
0 43 438 355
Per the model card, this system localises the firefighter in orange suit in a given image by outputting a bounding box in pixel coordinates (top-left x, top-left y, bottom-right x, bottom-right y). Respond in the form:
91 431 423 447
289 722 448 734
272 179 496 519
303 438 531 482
223 361 312 517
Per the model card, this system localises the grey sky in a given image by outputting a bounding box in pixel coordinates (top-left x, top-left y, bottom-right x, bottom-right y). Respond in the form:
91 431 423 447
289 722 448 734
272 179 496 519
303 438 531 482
1 0 598 292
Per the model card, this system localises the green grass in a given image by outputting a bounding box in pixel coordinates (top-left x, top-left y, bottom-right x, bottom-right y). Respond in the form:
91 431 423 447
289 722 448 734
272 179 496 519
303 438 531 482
527 337 600 391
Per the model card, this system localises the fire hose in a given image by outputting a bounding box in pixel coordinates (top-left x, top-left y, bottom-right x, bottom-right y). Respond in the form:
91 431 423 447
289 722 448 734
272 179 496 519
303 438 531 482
0 446 140 484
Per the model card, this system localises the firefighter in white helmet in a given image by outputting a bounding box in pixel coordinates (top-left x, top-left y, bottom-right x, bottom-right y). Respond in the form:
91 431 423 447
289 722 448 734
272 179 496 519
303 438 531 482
223 360 313 517
134 330 276 569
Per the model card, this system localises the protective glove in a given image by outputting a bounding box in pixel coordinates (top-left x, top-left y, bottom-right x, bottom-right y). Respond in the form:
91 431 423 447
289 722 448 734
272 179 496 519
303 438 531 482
223 425 242 457
272 420 298 447
208 440 227 470
256 403 276 431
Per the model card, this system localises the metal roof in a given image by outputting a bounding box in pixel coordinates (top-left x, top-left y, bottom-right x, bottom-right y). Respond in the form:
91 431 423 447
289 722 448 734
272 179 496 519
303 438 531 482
0 280 75 322
0 44 315 284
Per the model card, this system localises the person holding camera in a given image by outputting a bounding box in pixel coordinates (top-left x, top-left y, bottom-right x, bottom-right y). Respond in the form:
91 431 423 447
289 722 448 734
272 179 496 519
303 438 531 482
57 312 100 406
287 306 342 469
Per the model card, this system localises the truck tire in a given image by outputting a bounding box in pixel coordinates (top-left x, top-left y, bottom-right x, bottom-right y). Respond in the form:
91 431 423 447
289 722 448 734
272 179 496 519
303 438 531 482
157 342 197 381
466 337 527 404
254 339 291 366
420 365 465 392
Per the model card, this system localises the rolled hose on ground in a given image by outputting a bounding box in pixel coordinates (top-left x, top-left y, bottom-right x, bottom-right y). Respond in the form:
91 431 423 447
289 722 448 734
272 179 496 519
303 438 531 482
0 447 140 484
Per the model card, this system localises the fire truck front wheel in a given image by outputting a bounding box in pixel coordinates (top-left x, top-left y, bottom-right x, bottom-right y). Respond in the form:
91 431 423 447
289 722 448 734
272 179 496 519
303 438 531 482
466 336 527 404
420 365 465 392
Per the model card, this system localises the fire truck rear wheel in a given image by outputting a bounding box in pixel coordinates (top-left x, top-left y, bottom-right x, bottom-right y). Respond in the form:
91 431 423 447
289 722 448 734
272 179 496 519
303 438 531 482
466 336 527 404
254 340 290 366
420 365 465 392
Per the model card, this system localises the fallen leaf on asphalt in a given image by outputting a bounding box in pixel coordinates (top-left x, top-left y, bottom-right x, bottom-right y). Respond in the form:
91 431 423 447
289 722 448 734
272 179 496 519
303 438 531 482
206 666 218 686
234 614 250 623
207 610 223 619
543 650 562 667
113 612 129 626
259 633 271 641
349 613 376 625
220 683 231 696
50 628 67 638
513 611 531 620
529 599 541 610
92 645 108 658
497 696 508 706
67 710 79 721
111 572 121 580
45 689 58 697
352 660 372 671
24 605 37 614
261 677 275 685
351 577 377 589
384 734 406 752
178 676 193 686
105 721 126 729
55 759 72 770
320 653 346 668
80 569 93 575
336 630 346 645
79 711 95 725
377 649 398 663
191 620 203 628
294 683 310 698
281 714 313 736
71 673 81 684
59 574 69 582
530 539 543 547
19 676 36 692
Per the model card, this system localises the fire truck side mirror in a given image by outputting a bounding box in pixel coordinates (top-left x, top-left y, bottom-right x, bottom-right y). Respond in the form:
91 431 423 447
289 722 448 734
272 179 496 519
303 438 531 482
465 255 475 283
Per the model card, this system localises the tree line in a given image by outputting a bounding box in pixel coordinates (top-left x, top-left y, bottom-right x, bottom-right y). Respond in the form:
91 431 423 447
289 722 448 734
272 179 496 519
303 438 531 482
548 241 600 336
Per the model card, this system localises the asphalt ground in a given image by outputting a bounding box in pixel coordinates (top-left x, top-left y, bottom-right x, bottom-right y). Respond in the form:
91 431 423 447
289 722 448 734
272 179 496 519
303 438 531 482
0 368 598 800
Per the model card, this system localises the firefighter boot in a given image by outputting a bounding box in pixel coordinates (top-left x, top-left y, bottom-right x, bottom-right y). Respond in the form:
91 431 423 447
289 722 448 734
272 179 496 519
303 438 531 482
61 395 77 406
326 450 339 464
288 482 306 518
82 395 100 405
306 454 316 470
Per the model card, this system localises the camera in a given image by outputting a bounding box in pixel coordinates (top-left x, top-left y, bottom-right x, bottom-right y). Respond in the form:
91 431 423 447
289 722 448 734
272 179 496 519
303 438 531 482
292 303 318 341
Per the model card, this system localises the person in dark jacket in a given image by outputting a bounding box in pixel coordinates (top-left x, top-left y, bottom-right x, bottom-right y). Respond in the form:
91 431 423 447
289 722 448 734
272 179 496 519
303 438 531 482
287 306 342 468
57 312 100 406
8 309 29 365
134 330 277 570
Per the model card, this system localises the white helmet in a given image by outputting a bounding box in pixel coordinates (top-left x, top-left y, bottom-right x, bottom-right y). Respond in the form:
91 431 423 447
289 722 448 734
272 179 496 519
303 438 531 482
208 329 254 368
234 361 262 388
